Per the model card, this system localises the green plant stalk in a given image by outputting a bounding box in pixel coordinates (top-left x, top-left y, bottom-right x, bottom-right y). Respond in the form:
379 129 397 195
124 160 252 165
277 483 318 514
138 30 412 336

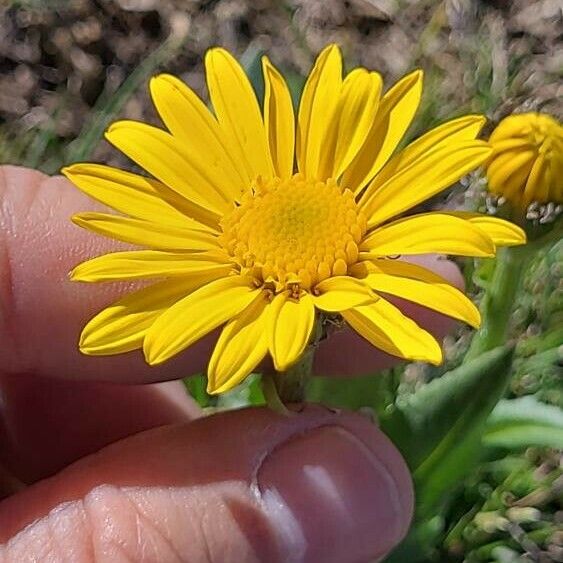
262 320 322 411
274 343 316 404
262 373 291 414
262 349 314 414
471 526 554 560
466 245 532 361
443 504 480 549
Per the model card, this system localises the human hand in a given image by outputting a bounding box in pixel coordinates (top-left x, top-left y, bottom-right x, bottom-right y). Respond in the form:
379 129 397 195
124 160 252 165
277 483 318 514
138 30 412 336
0 166 461 562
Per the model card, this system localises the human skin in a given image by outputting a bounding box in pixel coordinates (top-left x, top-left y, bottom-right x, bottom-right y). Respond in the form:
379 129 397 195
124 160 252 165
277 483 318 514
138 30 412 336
0 166 462 562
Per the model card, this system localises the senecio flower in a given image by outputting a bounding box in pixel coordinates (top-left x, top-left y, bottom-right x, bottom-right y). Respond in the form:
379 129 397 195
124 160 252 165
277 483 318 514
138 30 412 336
64 45 525 394
487 112 563 207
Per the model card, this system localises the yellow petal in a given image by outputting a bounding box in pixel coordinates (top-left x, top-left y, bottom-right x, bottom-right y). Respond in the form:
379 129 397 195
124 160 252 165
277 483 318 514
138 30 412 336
342 70 423 193
497 158 537 202
205 48 274 181
150 74 247 198
364 261 481 328
144 275 260 365
337 70 383 177
71 250 232 282
80 276 216 355
360 141 491 228
489 138 531 154
487 149 534 184
489 116 529 141
62 164 215 231
262 56 295 179
523 152 548 205
318 68 383 180
105 120 231 218
296 44 343 180
362 114 486 196
270 292 315 372
342 298 443 364
487 150 535 200
361 213 496 258
207 292 270 394
312 275 376 312
73 213 220 252
533 155 554 203
445 212 526 247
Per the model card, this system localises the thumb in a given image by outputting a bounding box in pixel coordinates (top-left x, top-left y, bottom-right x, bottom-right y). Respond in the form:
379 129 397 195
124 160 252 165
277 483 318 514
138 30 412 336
0 405 413 562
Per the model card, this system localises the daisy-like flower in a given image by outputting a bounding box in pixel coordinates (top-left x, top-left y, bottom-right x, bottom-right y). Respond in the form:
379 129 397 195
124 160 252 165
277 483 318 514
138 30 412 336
486 112 563 207
64 45 525 394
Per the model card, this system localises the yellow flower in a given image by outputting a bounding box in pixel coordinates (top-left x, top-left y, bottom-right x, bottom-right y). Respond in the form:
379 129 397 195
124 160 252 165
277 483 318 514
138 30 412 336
486 112 563 207
64 45 525 394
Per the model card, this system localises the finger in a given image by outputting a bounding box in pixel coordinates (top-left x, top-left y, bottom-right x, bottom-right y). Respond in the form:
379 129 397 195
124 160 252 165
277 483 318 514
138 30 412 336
314 254 464 375
0 405 413 563
0 165 461 383
0 165 213 382
0 374 200 489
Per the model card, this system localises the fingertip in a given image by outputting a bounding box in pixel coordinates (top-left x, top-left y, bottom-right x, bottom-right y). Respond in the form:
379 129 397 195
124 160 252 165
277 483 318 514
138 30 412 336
0 406 412 563
407 254 465 290
258 418 413 562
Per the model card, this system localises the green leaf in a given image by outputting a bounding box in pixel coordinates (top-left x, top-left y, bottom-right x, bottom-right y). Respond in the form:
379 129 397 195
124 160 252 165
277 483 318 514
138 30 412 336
306 369 399 413
183 374 213 408
216 374 265 409
240 45 265 106
483 396 563 450
381 346 514 518
184 373 265 410
385 516 444 563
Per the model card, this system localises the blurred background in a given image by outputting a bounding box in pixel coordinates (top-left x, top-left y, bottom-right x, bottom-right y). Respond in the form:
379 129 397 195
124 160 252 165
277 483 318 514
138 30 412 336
0 0 561 172
1 1 562 562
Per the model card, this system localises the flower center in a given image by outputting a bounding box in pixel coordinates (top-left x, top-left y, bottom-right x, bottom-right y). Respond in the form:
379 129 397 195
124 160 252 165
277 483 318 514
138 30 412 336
220 174 366 291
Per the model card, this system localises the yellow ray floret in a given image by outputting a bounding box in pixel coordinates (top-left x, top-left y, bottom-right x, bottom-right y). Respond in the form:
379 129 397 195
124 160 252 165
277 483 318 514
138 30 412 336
65 44 526 394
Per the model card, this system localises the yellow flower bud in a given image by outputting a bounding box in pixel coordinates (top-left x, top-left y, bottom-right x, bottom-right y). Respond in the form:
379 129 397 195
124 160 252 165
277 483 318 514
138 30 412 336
486 113 563 207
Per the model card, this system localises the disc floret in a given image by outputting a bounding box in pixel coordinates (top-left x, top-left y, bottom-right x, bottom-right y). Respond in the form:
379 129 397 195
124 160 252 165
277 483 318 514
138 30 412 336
219 174 367 292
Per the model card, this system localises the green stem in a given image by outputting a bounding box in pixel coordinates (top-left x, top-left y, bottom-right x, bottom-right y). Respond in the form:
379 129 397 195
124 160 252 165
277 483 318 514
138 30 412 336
466 245 532 361
273 343 316 404
262 373 291 415
261 321 322 410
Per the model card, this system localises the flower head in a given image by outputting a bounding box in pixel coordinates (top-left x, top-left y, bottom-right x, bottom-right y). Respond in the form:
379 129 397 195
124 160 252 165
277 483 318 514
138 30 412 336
64 45 526 394
486 112 563 207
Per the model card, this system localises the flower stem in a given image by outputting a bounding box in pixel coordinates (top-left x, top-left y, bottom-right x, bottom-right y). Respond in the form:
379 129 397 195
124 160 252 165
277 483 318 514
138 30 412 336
273 343 316 404
465 245 532 361
262 321 322 410
262 373 291 415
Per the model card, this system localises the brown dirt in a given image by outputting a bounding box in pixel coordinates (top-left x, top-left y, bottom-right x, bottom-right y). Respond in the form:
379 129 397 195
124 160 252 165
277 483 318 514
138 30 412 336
0 0 561 166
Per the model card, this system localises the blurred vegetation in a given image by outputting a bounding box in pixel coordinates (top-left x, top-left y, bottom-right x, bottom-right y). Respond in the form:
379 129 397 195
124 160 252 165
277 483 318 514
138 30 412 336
1 0 561 561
